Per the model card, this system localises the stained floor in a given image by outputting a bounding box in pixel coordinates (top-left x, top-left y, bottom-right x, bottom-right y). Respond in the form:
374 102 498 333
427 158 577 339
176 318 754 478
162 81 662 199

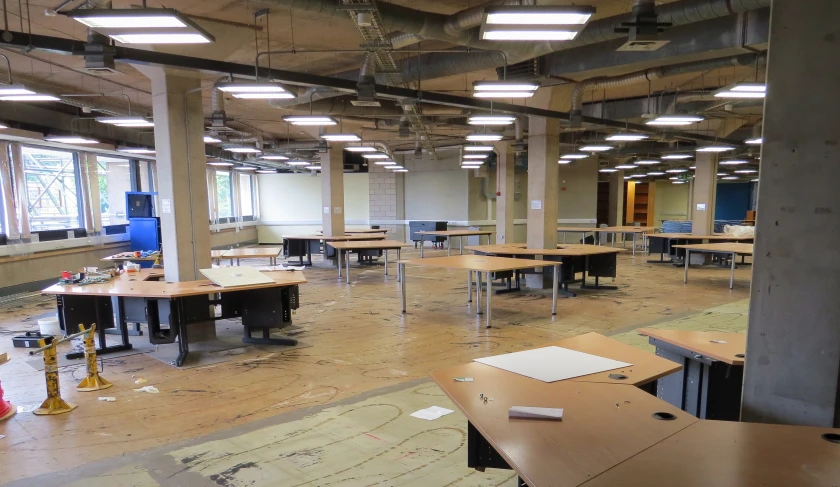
0 248 752 485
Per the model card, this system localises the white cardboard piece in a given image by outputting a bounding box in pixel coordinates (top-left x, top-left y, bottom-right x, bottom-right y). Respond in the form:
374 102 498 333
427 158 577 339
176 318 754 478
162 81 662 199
199 266 274 288
474 346 632 383
410 406 454 421
509 406 564 420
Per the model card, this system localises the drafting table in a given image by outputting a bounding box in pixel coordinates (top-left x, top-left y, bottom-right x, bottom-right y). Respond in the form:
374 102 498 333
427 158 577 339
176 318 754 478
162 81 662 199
639 328 745 421
674 243 754 289
596 226 656 256
647 233 754 264
221 247 283 266
431 333 693 487
398 255 560 328
556 226 601 244
281 234 386 265
42 268 306 366
326 239 412 284
465 244 623 296
416 230 494 257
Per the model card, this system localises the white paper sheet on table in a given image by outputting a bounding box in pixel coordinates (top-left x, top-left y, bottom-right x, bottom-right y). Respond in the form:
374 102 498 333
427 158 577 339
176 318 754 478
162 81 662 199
474 346 632 383
411 406 454 421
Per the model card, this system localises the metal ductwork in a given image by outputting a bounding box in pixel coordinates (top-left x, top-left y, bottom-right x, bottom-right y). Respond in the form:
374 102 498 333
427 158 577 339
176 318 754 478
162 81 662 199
270 96 465 117
665 93 717 114
209 77 230 129
357 52 377 101
269 86 346 108
569 52 766 126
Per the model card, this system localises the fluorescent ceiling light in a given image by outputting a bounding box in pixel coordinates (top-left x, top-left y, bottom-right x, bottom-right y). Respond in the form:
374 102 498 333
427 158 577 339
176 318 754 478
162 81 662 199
374 161 397 165
580 145 613 152
560 153 588 159
696 145 735 152
484 6 594 25
606 133 648 141
624 176 632 180
690 166 696 169
717 172 729 176
97 116 149 125
232 93 295 99
669 177 679 180
362 153 389 159
0 123 7 129
256 170 276 174
599 168 618 173
721 176 739 180
557 160 570 165
647 171 666 176
473 91 536 98
45 136 98 144
68 8 188 28
321 134 361 142
216 81 288 94
715 82 766 99
387 166 405 170
207 162 233 167
752 178 759 182
481 26 580 41
110 33 212 44
203 136 222 143
225 147 262 154
615 164 637 170
631 174 646 178
473 81 538 98
745 137 763 145
463 154 488 159
719 159 749 165
394 169 409 172
466 133 503 141
635 159 660 165
735 169 758 174
261 155 289 160
662 154 693 160
672 181 686 184
646 115 704 126
287 160 311 166
461 160 485 165
234 166 256 171
308 165 322 170
114 121 154 127
117 147 155 154
0 85 35 95
462 165 481 169
345 146 377 152
666 168 688 173
283 115 337 126
468 115 516 125
0 94 60 101
464 145 494 151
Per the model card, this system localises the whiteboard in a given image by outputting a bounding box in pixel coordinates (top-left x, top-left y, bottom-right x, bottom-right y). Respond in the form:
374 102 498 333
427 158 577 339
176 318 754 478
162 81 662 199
199 266 274 288
474 346 632 383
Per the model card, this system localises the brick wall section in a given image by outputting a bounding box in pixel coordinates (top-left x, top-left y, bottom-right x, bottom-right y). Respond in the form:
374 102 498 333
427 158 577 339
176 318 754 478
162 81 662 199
368 165 400 238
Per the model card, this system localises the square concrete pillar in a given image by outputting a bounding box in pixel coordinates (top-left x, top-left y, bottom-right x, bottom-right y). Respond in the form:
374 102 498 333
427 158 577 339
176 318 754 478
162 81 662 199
525 116 560 288
608 170 625 226
320 145 345 237
691 152 718 236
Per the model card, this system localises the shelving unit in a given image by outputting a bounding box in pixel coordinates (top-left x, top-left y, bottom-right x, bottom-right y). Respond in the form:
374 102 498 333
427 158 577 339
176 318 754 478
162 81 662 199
625 181 657 226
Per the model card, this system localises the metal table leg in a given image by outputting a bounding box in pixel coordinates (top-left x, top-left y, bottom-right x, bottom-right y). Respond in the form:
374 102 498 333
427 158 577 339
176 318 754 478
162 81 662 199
447 237 451 256
400 263 406 312
684 249 690 284
397 249 401 281
485 272 492 328
467 270 473 303
729 252 736 289
384 249 389 276
338 249 342 278
476 271 483 315
420 236 425 258
563 232 566 244
632 233 637 257
345 250 351 284
552 264 559 315
460 236 463 255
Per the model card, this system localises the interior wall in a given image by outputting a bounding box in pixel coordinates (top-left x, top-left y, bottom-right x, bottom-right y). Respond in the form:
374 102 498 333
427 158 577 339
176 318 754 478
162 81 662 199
210 226 259 249
403 155 469 221
257 173 370 242
654 180 691 223
557 159 598 220
715 182 753 220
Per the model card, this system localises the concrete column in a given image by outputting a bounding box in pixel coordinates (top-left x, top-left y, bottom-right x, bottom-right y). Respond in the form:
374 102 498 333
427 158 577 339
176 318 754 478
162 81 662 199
690 152 718 235
741 0 840 427
525 116 560 288
147 68 211 282
493 142 515 243
320 145 345 236
608 170 625 227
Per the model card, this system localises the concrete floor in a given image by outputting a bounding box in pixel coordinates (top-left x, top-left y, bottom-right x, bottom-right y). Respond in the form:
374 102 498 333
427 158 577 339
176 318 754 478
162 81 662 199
0 248 752 485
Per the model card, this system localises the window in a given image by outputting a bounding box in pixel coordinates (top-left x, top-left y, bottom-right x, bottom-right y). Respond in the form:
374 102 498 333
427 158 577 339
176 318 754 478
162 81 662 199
239 173 254 218
20 146 81 231
216 170 233 219
97 156 131 226
138 160 156 192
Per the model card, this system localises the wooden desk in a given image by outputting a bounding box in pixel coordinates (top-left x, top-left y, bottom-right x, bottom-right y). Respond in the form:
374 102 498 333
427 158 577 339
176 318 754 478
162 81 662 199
579 420 840 487
466 244 623 296
100 252 158 266
647 233 754 264
42 269 307 366
556 227 600 244
326 239 411 283
596 226 656 256
416 230 494 257
211 249 228 264
432 340 696 487
674 243 754 289
398 255 561 328
282 234 386 265
639 329 746 421
222 246 283 266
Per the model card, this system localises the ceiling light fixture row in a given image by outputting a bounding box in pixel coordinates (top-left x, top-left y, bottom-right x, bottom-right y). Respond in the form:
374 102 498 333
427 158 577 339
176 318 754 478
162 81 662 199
66 8 215 44
646 115 704 126
472 81 539 99
217 81 294 99
480 5 595 41
0 84 60 102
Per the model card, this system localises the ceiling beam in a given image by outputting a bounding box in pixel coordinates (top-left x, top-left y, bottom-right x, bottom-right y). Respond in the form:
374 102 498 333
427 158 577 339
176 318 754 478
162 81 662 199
0 32 742 145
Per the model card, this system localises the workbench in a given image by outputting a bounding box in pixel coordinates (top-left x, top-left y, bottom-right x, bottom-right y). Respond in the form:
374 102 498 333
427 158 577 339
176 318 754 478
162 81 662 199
416 230 494 257
674 242 754 289
398 255 560 328
647 233 754 264
556 226 600 245
42 268 306 366
639 328 746 421
281 234 386 265
596 226 656 256
326 239 412 283
465 243 623 296
220 246 283 266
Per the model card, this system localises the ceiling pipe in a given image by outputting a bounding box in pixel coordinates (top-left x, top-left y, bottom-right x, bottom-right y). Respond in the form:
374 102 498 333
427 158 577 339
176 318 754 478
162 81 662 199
270 96 465 116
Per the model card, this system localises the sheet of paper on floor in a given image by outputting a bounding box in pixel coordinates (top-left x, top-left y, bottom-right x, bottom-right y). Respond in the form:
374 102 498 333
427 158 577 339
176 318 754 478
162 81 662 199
474 346 632 383
410 406 454 421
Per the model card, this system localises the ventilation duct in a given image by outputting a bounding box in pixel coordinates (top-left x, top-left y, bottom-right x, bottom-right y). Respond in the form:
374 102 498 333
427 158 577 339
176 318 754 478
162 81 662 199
357 52 377 102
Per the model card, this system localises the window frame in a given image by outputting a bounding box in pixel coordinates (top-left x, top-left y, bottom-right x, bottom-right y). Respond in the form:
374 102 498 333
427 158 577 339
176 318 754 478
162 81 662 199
20 144 85 233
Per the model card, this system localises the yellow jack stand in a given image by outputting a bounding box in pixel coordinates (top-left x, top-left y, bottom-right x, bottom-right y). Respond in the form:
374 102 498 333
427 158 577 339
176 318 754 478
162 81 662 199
76 324 112 392
33 337 77 415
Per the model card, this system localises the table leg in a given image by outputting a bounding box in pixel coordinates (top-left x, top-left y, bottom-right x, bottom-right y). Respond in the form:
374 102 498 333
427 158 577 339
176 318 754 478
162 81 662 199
447 237 451 256
338 249 342 278
420 236 424 258
730 252 736 289
476 272 483 315
684 249 690 284
485 272 492 328
346 250 351 284
397 249 401 282
563 232 566 244
384 249 389 276
552 264 559 315
467 270 473 303
307 243 313 266
400 264 406 312
460 236 463 255
632 233 637 257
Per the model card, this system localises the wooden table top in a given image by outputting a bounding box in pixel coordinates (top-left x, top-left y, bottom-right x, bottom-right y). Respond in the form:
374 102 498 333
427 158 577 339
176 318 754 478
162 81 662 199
101 252 158 262
601 226 656 233
638 328 746 365
557 226 600 232
42 268 307 298
465 244 625 257
431 367 697 487
211 250 228 258
417 230 494 237
579 420 840 487
283 234 386 241
673 242 754 254
400 254 558 272
317 229 388 234
222 247 283 258
648 233 754 241
327 239 411 250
